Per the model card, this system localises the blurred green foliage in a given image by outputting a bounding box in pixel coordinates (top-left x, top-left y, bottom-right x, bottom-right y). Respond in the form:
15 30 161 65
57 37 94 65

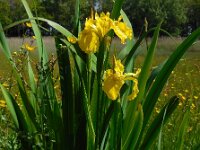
123 0 188 35
0 0 200 36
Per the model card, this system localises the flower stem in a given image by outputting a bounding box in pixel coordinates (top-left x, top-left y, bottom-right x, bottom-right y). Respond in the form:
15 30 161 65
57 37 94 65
87 54 92 101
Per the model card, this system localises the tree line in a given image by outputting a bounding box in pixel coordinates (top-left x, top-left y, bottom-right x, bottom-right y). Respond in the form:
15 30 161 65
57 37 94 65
0 0 199 36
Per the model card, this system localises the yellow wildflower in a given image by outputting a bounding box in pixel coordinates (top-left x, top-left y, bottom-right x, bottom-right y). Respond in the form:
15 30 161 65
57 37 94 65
2 82 9 87
178 102 183 106
13 51 17 55
178 93 182 97
164 93 168 97
194 96 198 100
32 36 36 39
102 56 140 100
54 85 59 89
187 127 193 133
26 22 32 27
0 100 6 108
155 107 160 113
190 103 196 110
67 36 77 44
178 93 186 101
168 123 173 127
182 96 186 100
23 43 36 51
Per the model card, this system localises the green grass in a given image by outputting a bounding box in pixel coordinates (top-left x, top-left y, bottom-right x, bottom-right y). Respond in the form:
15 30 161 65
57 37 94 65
6 37 56 52
136 37 200 149
0 36 200 149
152 57 200 149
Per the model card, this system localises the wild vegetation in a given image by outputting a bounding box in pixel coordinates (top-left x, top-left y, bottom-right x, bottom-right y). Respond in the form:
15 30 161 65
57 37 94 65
0 0 200 36
0 0 200 149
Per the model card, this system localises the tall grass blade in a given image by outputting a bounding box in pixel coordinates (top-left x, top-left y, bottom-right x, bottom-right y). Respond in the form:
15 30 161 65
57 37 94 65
137 22 161 103
0 84 35 149
0 84 20 128
73 0 81 36
123 27 148 69
123 23 161 141
143 27 200 129
140 96 179 149
122 104 143 150
55 38 76 149
4 17 73 38
59 38 89 74
90 78 98 131
96 41 109 148
27 57 37 110
0 23 12 59
100 102 115 146
1 19 37 134
52 101 65 150
73 50 95 149
145 60 166 93
111 0 124 19
37 17 74 37
117 10 134 60
176 110 190 150
16 73 36 121
118 9 134 57
27 58 36 94
21 0 48 64
118 10 135 73
158 103 168 150
109 101 122 150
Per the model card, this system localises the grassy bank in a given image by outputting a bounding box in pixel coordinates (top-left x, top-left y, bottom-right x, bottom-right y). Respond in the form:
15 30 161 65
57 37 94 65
0 36 200 149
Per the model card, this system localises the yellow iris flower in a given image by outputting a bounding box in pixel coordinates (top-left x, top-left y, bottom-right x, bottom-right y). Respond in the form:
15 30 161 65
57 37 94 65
95 12 113 37
25 22 32 28
102 69 125 100
0 100 6 108
23 43 36 51
78 29 100 54
112 21 133 44
68 12 133 54
102 56 140 101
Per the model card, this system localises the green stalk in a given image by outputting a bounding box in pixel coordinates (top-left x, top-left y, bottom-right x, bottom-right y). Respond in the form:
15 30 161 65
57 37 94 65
87 53 93 149
72 51 95 149
111 0 124 19
87 54 92 101
96 41 105 149
20 0 48 66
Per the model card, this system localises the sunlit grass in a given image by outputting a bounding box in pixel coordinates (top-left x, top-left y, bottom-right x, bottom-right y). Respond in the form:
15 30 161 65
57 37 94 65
0 36 200 148
154 57 200 149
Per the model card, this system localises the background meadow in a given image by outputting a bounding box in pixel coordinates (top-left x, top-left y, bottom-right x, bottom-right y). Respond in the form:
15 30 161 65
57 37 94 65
0 36 200 149
0 0 200 149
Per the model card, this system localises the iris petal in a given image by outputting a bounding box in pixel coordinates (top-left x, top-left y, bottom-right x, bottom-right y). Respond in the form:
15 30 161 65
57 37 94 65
102 57 140 101
112 21 133 44
78 29 100 54
102 69 125 100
